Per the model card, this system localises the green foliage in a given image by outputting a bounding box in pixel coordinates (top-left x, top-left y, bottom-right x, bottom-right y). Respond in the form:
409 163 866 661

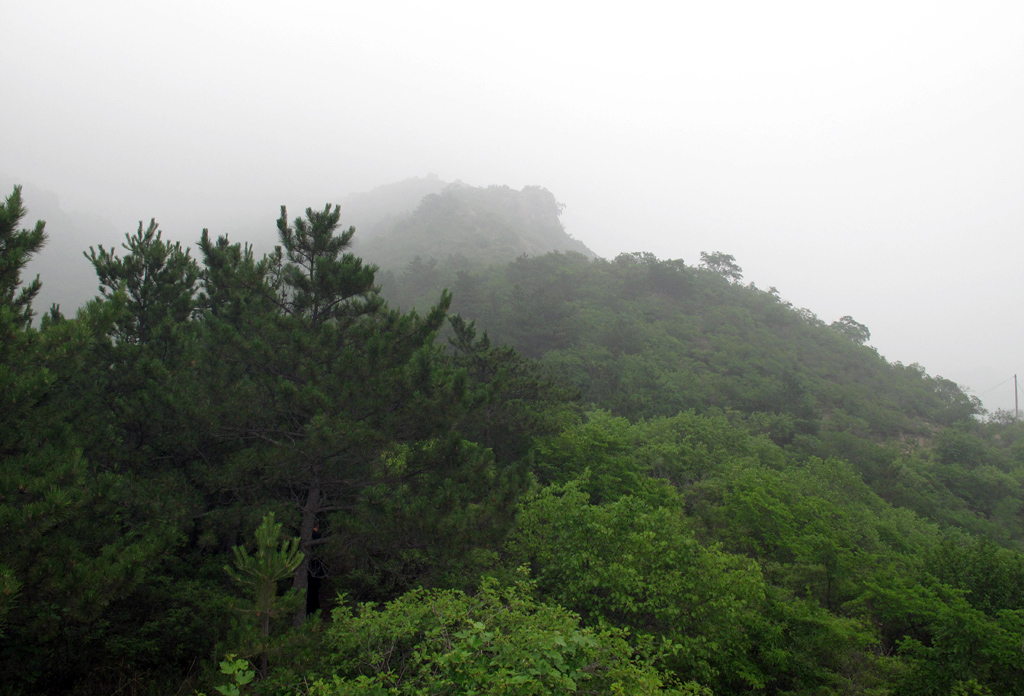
698 250 743 282
0 185 47 328
830 315 871 345
300 576 690 695
447 314 578 463
924 532 1024 615
225 512 305 676
0 188 189 694
276 204 380 328
8 183 1024 696
193 206 526 618
508 482 767 692
195 655 257 696
397 249 982 442
215 655 257 696
225 513 305 620
860 578 1024 695
384 249 996 540
198 229 283 323
86 218 200 346
532 409 782 504
0 565 21 636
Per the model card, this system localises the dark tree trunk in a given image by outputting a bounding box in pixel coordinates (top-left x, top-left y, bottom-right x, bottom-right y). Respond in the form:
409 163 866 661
292 479 321 625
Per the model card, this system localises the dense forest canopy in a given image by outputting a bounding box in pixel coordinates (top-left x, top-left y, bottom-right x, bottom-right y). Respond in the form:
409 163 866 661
3 183 1024 696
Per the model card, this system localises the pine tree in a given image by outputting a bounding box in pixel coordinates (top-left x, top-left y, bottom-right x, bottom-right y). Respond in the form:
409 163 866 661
195 206 523 619
0 185 46 330
86 218 200 347
225 513 304 677
82 217 206 476
0 187 181 692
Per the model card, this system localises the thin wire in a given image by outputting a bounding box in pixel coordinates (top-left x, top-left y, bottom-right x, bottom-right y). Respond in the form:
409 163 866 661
978 376 1014 395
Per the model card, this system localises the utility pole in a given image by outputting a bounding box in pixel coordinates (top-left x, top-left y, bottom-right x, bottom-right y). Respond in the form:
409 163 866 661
1016 374 1019 422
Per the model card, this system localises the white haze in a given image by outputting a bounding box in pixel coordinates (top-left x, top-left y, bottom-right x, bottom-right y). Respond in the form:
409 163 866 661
3 0 1023 412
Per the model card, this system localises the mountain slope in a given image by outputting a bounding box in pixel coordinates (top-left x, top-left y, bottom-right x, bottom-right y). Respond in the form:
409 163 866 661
382 248 1015 541
339 174 448 241
347 178 595 269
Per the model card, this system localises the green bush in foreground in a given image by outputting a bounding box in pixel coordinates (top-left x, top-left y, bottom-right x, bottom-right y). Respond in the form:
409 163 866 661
299 575 702 695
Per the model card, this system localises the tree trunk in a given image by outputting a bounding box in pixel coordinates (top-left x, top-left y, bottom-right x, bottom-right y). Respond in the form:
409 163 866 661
292 479 321 626
260 611 270 677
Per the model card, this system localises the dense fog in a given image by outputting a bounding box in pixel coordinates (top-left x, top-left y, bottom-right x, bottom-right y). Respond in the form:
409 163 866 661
4 0 1023 411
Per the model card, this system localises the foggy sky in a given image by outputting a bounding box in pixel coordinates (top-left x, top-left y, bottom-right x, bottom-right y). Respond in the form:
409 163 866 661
4 1 1023 412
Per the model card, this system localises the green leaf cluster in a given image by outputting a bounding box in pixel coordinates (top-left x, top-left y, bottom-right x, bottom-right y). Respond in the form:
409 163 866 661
301 577 691 695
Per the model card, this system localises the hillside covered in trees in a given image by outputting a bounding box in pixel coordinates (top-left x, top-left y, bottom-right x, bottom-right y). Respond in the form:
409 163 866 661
4 183 1024 696
345 176 595 270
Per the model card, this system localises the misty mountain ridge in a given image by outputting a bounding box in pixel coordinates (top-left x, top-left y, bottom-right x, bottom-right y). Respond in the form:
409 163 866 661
339 174 448 238
344 176 596 269
4 173 596 320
